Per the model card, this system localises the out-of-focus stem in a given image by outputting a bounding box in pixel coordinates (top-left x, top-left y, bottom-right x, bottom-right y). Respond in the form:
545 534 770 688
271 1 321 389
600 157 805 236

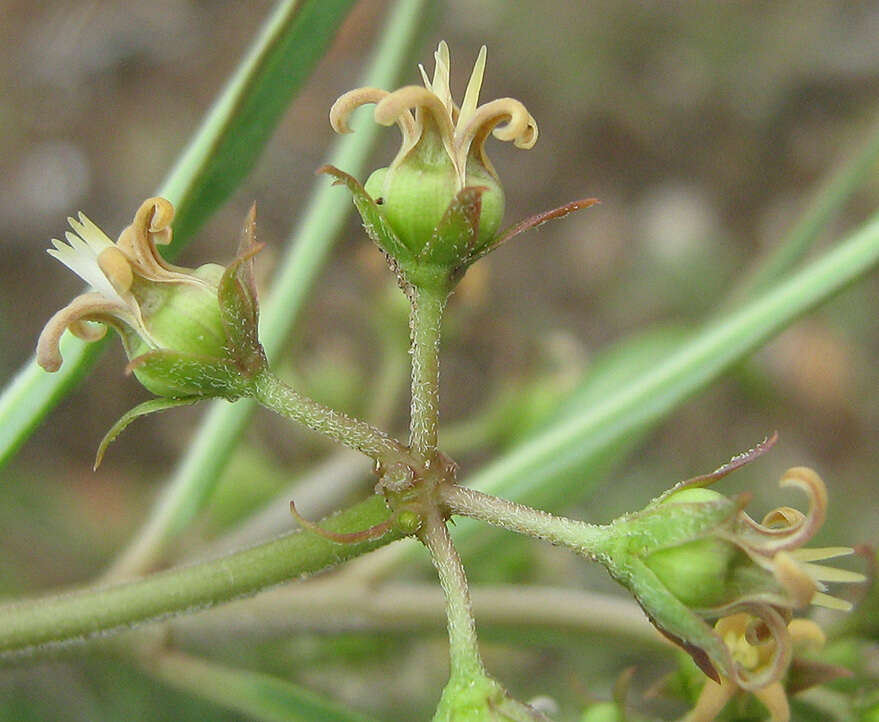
0 495 402 658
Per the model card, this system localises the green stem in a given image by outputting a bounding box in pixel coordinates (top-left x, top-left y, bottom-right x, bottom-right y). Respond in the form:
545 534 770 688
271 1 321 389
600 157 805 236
440 484 611 558
0 495 401 658
252 370 407 463
408 286 447 459
419 507 484 681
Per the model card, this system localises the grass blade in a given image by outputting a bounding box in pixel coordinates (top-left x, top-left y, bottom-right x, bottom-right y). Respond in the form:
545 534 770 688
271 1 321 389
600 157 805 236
145 651 381 722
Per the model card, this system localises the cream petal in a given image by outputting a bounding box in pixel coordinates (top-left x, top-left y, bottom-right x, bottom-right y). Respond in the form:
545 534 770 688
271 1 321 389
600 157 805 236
792 546 854 562
459 45 487 128
68 212 115 252
430 41 452 113
800 561 866 584
810 592 853 611
48 231 124 305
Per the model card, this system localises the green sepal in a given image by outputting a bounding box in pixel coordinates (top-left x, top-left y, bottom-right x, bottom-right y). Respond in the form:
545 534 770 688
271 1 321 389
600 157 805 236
469 197 600 265
420 186 484 266
95 396 200 469
127 349 248 399
217 203 267 375
319 165 411 264
612 556 731 684
614 494 738 552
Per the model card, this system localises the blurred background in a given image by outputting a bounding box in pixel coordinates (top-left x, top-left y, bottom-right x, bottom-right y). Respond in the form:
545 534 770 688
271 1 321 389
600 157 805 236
0 1 877 719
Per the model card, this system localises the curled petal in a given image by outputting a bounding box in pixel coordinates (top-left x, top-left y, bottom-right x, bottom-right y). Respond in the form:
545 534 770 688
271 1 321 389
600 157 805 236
37 292 131 371
739 467 826 554
730 605 791 691
762 506 805 530
116 197 196 283
331 86 420 167
460 97 537 178
68 319 109 342
331 87 394 133
375 85 456 150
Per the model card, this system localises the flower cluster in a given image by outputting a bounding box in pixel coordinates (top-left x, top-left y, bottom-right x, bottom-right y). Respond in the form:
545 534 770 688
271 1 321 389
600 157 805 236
685 613 829 722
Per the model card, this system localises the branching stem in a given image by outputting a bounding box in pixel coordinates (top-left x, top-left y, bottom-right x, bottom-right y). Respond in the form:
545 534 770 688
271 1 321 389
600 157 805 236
252 369 407 464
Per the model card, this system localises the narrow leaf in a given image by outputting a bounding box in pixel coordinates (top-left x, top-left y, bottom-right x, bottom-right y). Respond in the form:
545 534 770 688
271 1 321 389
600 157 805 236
95 397 200 469
162 0 358 252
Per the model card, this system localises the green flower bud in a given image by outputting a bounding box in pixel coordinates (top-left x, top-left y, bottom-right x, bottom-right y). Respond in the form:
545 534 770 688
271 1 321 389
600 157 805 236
643 487 739 609
38 197 265 399
126 263 227 396
330 42 536 287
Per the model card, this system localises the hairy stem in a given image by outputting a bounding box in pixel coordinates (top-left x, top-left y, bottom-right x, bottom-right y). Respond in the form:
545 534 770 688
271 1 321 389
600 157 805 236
252 370 407 464
440 484 612 558
0 495 401 658
419 506 484 681
408 286 447 460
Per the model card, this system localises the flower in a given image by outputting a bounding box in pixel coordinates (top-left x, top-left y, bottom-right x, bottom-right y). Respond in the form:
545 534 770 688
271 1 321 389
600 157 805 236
597 437 865 688
685 613 830 722
37 198 265 398
330 41 537 258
